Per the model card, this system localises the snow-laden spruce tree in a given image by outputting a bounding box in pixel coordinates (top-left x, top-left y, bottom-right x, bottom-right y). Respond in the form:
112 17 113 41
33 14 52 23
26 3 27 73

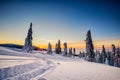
95 50 100 63
63 42 67 56
115 47 120 67
101 45 107 63
68 48 72 57
85 30 94 61
22 23 33 53
111 44 119 67
55 43 58 53
47 42 52 54
111 44 116 66
73 48 76 57
58 40 61 54
56 40 61 54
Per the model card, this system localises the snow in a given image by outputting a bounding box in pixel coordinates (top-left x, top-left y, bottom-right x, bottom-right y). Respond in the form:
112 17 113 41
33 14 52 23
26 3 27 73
0 55 37 68
43 58 120 80
0 46 120 80
0 47 54 80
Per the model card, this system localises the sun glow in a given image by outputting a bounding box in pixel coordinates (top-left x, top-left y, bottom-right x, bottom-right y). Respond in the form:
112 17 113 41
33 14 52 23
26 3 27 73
39 45 44 49
32 39 120 50
0 37 120 50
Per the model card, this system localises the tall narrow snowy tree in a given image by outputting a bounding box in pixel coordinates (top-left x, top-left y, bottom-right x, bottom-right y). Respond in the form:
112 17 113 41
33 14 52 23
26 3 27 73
101 45 106 63
85 30 94 61
56 40 61 54
47 42 52 54
115 47 120 67
22 23 33 53
63 42 67 56
68 48 72 57
111 44 116 66
55 43 58 53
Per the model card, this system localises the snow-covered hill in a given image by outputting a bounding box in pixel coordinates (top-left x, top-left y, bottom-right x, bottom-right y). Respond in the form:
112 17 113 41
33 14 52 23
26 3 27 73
0 46 120 80
0 47 54 80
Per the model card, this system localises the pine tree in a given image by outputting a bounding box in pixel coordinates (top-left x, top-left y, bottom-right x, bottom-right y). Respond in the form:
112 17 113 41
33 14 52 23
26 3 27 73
55 43 58 53
56 40 61 54
110 44 116 66
116 47 120 67
101 45 106 63
22 23 33 53
63 42 67 56
85 30 94 61
47 42 52 54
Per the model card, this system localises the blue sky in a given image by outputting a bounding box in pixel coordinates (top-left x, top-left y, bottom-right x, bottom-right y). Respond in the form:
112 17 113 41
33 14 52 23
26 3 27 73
0 0 120 49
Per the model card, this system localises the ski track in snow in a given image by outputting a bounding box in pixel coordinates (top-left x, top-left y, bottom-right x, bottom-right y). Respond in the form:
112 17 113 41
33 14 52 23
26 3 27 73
0 47 55 80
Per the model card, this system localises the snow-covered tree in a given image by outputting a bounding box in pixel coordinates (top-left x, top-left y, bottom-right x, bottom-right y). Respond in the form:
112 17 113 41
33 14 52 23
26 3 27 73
68 48 72 57
47 42 52 54
63 42 67 56
106 50 111 65
111 45 120 67
109 44 116 66
22 23 33 53
101 45 107 63
95 50 100 63
73 48 76 57
55 43 58 53
115 47 120 67
56 40 61 54
105 58 109 65
58 40 61 54
79 51 82 58
85 30 94 61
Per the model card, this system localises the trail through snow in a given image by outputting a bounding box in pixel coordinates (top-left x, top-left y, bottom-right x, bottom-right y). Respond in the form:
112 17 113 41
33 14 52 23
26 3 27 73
0 47 55 80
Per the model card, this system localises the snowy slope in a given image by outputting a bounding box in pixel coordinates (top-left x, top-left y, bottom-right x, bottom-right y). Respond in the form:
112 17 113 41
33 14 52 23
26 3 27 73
0 47 55 80
40 54 120 80
43 58 120 80
0 46 120 80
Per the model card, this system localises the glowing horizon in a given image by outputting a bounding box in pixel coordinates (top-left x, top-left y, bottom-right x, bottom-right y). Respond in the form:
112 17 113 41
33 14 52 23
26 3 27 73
0 38 120 50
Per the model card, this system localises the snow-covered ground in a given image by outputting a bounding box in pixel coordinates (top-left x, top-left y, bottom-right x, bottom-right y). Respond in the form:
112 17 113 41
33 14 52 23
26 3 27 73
0 46 120 80
43 57 120 80
0 47 54 80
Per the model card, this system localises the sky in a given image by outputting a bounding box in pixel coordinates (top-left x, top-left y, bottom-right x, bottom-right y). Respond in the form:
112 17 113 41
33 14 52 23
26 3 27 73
0 0 120 50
